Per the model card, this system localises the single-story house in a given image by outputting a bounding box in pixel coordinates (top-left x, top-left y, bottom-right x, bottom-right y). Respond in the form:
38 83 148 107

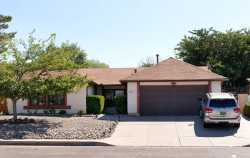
7 57 226 116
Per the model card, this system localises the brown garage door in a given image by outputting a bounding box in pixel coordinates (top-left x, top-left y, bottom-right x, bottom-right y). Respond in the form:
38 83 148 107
140 85 208 116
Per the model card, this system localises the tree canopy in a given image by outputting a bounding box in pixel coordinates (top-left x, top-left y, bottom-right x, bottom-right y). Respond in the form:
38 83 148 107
0 33 87 121
0 15 15 55
176 28 250 89
138 56 155 67
86 59 109 68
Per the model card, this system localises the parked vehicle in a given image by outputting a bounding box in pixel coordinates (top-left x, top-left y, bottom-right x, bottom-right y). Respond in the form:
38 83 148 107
200 93 241 128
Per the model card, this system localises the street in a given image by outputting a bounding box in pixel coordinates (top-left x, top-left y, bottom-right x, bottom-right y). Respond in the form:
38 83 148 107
0 146 249 158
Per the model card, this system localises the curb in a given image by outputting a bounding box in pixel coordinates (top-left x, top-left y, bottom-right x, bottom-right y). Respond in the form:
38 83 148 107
0 140 113 146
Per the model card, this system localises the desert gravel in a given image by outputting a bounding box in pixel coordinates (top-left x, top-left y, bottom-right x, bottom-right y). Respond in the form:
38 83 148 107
0 116 117 139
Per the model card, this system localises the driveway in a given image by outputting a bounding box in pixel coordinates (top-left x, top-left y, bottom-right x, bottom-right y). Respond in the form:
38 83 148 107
103 116 250 146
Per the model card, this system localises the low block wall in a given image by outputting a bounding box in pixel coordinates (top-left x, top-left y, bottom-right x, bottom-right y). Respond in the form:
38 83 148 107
238 93 249 111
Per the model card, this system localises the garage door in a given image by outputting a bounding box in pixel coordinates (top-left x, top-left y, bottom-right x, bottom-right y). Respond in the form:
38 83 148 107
140 85 208 116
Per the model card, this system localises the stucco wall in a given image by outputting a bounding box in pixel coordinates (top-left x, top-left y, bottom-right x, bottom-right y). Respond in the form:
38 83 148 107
7 87 87 114
211 81 222 92
7 98 27 114
238 93 248 111
67 87 87 114
87 86 95 96
127 82 138 115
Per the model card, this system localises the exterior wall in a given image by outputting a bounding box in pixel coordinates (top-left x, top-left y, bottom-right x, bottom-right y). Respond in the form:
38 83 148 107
87 86 95 96
67 87 87 114
7 98 28 114
127 82 138 115
238 93 248 112
211 81 222 92
7 87 87 114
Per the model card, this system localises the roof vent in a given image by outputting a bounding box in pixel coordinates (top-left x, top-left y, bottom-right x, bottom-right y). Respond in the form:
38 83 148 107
156 54 159 64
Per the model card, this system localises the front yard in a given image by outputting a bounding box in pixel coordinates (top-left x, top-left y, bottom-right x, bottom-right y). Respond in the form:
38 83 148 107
0 116 117 139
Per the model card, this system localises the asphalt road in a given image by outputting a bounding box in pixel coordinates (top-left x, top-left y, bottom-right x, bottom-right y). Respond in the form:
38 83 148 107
0 146 249 158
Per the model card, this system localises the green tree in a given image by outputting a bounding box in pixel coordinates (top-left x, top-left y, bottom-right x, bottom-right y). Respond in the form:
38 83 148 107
138 56 155 67
0 15 15 55
86 59 109 68
176 28 250 89
0 33 87 121
38 40 108 69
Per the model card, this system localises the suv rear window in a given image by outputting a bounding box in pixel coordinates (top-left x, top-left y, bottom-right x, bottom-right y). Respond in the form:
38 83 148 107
209 99 236 108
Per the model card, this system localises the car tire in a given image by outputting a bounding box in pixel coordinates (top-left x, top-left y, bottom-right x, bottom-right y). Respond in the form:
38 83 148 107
203 122 210 128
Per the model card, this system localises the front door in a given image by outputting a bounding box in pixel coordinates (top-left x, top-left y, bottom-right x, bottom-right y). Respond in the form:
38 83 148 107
0 97 8 114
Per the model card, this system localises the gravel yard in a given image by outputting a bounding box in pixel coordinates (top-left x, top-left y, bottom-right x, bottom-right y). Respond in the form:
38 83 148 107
0 115 117 139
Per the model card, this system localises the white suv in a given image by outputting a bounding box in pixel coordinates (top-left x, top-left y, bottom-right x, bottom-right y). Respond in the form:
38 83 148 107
200 93 241 128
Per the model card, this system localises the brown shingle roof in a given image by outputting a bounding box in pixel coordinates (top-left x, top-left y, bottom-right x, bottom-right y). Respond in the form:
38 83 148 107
23 68 137 85
122 57 226 82
79 68 136 85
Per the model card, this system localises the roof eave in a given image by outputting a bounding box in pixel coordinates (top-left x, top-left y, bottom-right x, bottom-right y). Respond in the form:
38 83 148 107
120 78 226 82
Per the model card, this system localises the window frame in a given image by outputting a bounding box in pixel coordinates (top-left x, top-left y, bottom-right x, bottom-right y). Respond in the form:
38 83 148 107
27 95 67 108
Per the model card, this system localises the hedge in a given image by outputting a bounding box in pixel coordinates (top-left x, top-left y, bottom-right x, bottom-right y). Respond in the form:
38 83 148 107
86 95 105 114
114 96 127 114
244 102 250 117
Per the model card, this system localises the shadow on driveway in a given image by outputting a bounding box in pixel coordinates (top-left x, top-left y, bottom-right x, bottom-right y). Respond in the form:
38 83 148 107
98 115 239 137
193 118 238 137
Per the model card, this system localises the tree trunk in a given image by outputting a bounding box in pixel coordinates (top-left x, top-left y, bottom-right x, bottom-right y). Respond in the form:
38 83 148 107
12 99 17 122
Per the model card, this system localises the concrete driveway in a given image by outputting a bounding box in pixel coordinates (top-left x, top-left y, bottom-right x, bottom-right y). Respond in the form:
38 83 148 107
103 116 250 146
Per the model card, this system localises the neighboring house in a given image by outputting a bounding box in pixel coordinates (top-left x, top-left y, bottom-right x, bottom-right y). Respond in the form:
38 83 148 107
7 57 225 116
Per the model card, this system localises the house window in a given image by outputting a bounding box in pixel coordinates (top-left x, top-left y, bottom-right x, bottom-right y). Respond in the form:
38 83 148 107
29 95 66 106
48 95 66 106
29 96 46 106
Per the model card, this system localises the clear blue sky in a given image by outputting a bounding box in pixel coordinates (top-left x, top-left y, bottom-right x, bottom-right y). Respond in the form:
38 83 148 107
2 0 250 67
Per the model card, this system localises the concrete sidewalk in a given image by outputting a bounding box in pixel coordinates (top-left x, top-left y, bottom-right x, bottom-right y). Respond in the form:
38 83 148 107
104 116 250 146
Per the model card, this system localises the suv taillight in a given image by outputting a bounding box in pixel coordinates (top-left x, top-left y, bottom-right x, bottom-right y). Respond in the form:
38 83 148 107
234 107 241 113
205 107 213 113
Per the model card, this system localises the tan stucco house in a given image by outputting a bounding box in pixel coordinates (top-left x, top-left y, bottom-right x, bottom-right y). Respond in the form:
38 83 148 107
7 57 226 116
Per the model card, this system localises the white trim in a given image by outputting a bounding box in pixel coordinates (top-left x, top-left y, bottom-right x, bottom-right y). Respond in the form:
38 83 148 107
127 82 138 115
140 81 208 86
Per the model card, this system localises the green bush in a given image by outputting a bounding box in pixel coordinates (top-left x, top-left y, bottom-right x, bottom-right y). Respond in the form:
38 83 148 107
58 110 67 115
244 102 250 117
77 110 84 116
114 96 127 114
86 95 105 114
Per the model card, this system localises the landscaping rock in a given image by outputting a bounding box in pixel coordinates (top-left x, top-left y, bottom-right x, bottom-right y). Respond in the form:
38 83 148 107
0 116 117 139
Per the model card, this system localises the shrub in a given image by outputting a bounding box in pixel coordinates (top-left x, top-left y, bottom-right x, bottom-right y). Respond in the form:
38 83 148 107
77 110 84 116
58 110 67 115
86 95 105 114
43 110 49 115
48 109 56 116
114 96 127 114
244 102 250 117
